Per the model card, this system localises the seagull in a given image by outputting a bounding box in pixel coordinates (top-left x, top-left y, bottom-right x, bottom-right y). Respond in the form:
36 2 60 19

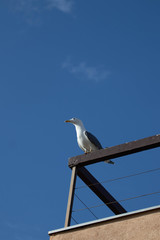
65 117 114 164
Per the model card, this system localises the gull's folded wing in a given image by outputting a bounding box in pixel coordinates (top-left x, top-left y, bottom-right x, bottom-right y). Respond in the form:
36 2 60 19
85 131 103 149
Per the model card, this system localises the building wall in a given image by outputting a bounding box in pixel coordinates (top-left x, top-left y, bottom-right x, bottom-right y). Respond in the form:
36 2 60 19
49 207 160 240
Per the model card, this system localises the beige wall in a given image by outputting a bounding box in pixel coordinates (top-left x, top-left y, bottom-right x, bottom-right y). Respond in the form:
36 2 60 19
49 208 160 240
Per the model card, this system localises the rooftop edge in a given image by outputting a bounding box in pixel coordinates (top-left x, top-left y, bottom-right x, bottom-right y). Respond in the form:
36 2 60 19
48 205 160 236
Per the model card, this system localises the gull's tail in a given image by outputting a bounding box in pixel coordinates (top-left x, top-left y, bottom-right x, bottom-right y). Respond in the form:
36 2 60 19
104 160 114 164
103 146 114 164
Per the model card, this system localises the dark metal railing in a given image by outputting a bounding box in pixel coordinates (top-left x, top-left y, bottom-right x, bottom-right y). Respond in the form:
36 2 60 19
65 134 160 227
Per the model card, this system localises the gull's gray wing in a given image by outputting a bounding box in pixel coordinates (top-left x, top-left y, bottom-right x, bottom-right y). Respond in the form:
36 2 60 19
85 131 103 149
85 131 114 164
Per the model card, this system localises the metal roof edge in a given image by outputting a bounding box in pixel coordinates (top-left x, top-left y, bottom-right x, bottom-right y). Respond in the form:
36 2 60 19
48 205 160 236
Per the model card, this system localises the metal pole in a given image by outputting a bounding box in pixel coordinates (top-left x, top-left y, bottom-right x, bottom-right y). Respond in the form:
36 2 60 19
64 166 77 227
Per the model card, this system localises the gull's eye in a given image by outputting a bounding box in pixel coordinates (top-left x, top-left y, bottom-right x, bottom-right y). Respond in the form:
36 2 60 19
73 118 76 120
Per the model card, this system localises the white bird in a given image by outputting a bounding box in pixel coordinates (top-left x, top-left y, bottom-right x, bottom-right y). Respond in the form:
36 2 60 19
65 117 114 164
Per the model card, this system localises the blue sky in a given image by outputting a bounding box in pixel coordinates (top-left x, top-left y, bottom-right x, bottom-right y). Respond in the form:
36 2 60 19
0 0 160 239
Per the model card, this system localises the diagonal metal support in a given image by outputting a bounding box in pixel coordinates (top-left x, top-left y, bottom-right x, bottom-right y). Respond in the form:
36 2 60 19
65 166 77 227
77 166 127 215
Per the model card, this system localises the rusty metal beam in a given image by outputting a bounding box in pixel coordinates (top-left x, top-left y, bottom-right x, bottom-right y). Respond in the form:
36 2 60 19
69 134 160 168
77 166 127 215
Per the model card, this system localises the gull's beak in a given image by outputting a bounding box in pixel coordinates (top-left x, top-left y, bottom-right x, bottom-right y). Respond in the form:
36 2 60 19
65 120 71 123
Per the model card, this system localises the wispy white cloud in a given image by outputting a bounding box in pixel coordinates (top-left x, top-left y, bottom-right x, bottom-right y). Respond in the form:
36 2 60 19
62 58 111 82
10 0 41 25
9 0 73 25
46 0 73 13
12 0 39 12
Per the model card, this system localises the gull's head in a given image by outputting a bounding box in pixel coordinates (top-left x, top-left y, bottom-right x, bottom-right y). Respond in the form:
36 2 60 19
65 117 83 126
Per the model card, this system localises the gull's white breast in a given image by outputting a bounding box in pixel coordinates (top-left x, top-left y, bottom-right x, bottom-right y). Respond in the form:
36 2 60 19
77 131 98 153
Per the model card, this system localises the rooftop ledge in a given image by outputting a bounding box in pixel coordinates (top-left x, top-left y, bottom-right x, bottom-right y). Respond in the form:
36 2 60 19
48 205 160 236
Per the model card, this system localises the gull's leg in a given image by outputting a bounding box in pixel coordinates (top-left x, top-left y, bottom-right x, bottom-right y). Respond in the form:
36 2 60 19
84 149 89 154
